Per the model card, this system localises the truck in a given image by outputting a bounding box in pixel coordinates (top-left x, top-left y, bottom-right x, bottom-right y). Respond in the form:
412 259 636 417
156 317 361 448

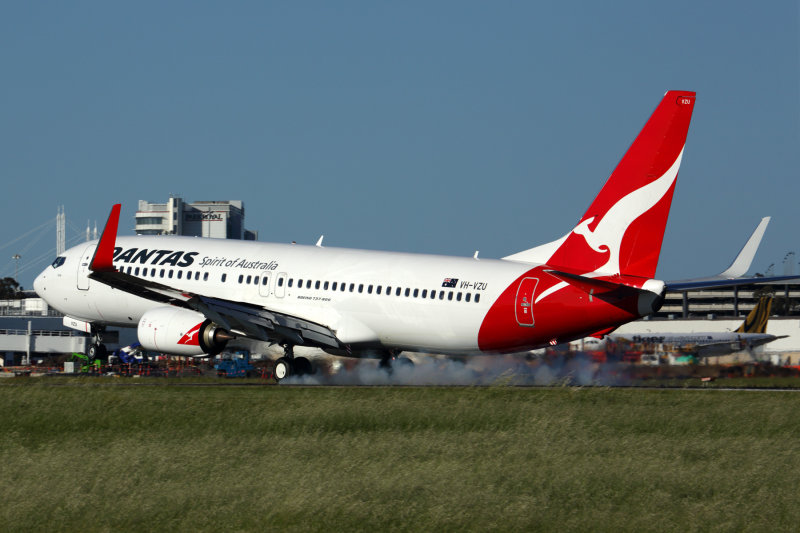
214 350 255 377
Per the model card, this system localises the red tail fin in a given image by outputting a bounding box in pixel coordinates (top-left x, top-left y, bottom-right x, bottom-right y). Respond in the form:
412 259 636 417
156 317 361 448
506 91 696 279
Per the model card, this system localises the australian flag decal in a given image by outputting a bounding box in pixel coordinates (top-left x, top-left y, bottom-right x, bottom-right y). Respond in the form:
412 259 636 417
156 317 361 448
442 278 458 288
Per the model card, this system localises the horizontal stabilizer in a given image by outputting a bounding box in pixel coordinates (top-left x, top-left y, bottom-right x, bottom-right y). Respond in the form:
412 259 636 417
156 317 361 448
544 270 626 295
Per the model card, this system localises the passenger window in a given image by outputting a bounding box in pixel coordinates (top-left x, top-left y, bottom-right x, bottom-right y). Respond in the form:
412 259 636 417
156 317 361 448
475 293 480 303
332 282 338 291
439 292 445 300
404 288 410 297
186 270 192 279
168 270 174 279
278 277 284 287
349 283 355 292
238 275 244 284
203 272 208 281
448 292 453 301
298 279 303 288
358 284 364 293
386 286 391 295
177 271 182 279
413 289 419 298
377 286 382 295
221 273 227 282
422 289 427 298
288 279 294 288
430 290 436 299
160 269 165 278
246 275 252 284
457 292 462 301
315 281 320 290
368 285 373 294
306 280 312 289
262 276 269 286
324 281 329 290
396 287 401 296
135 267 140 276
197 272 202 281
465 293 471 302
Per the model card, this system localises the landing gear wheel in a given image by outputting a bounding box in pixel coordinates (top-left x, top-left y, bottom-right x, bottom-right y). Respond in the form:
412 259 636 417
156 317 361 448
87 343 107 361
274 357 293 382
294 357 313 376
397 356 414 367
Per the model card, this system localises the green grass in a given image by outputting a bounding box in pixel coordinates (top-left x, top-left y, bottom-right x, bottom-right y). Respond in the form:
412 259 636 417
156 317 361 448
2 380 800 531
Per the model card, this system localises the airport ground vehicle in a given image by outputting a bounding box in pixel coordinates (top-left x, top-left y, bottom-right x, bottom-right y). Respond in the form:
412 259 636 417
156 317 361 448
214 350 255 377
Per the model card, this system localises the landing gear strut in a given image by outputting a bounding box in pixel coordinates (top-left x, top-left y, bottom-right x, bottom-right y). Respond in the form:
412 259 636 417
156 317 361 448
378 350 412 373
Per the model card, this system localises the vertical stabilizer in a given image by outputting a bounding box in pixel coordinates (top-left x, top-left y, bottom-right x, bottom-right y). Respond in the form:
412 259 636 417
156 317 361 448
505 91 696 279
736 296 773 334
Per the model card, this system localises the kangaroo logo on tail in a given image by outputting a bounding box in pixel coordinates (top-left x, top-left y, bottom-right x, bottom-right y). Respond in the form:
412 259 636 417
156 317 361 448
505 91 696 284
571 149 684 276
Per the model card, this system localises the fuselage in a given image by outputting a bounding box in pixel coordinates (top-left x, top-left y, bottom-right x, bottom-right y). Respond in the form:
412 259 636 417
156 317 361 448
34 235 656 355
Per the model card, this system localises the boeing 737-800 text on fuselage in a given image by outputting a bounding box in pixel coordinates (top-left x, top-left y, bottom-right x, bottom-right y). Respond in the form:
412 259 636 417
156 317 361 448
34 91 778 380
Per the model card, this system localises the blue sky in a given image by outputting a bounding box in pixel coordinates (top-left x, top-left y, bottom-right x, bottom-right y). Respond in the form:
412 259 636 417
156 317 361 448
1 1 798 289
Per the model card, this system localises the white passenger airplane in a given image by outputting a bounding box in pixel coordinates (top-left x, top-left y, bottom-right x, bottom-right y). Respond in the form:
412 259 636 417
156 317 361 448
32 91 790 380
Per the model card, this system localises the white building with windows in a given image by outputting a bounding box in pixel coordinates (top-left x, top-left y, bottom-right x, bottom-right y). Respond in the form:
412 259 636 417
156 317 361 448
135 197 257 240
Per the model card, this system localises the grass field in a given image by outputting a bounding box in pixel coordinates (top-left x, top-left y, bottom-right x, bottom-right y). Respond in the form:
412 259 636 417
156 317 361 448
2 379 800 532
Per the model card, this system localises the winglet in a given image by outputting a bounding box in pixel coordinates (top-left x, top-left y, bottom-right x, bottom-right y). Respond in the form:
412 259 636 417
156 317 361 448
89 204 121 272
718 217 770 278
665 217 786 291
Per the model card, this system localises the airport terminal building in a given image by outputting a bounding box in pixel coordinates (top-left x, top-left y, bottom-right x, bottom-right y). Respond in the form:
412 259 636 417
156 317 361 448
134 197 258 240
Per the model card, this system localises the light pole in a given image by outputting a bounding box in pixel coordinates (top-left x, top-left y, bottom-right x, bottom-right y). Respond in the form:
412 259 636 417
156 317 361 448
12 254 20 282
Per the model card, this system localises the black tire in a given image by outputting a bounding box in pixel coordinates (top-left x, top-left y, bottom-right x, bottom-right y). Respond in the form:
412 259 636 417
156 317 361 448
88 343 108 361
294 357 313 376
274 358 292 382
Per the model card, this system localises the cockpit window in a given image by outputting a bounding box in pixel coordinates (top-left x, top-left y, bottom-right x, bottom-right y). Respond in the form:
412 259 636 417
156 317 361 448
51 256 66 269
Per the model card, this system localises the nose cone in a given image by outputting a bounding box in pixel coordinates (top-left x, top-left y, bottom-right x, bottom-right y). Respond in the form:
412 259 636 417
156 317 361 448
33 270 46 298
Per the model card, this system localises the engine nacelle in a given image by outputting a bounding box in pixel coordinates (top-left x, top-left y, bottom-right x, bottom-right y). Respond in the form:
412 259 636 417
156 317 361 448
137 307 231 356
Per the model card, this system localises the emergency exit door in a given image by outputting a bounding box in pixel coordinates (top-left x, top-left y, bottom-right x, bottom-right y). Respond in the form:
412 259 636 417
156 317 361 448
515 277 538 327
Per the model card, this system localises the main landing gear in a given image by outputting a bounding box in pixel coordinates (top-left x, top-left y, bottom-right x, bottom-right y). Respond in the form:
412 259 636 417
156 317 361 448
273 344 313 382
378 351 414 373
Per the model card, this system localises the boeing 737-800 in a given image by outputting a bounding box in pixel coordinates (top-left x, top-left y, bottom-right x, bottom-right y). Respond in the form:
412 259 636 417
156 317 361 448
32 91 789 380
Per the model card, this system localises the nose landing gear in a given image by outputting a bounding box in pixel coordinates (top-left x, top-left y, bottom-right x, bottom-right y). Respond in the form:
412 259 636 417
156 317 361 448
88 325 108 360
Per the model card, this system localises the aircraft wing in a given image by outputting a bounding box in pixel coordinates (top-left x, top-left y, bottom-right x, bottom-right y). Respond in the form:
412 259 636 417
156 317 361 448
666 217 800 290
88 205 341 350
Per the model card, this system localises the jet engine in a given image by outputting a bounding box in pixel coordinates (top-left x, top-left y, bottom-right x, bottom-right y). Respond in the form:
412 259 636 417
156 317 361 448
137 307 232 356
